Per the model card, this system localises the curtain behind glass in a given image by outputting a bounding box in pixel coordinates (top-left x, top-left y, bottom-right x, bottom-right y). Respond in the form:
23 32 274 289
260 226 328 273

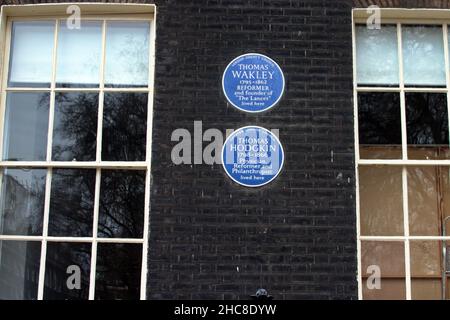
56 21 102 87
356 25 399 86
402 26 446 87
8 21 54 87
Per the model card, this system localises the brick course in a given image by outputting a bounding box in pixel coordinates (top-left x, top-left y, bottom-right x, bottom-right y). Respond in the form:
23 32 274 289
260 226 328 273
149 0 357 300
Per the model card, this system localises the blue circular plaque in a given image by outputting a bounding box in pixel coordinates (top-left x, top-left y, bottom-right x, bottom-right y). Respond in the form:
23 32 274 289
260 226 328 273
222 126 284 188
222 53 285 113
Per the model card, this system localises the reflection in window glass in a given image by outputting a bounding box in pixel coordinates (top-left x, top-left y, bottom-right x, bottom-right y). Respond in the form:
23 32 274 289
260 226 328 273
410 241 441 277
406 93 449 160
1 15 152 301
410 241 442 300
48 169 96 237
3 92 50 161
0 169 46 236
359 166 404 236
44 242 91 300
358 93 402 159
361 241 405 300
102 93 148 161
0 241 41 299
8 21 54 87
402 26 446 87
408 167 450 236
105 21 150 87
95 243 141 300
99 170 145 239
355 25 399 86
56 21 102 88
52 93 98 161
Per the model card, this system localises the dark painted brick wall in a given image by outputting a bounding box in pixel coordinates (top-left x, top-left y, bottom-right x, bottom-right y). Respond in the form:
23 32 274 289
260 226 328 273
0 0 358 300
148 0 357 300
353 0 450 8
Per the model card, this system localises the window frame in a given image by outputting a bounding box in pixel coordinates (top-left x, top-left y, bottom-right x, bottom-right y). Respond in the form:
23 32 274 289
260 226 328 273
0 3 156 300
353 8 450 300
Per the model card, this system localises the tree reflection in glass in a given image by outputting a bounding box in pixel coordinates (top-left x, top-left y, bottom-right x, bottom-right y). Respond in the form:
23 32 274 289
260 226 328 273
52 93 98 162
407 93 448 145
56 21 102 88
104 21 150 87
48 169 95 237
355 25 399 86
102 93 147 161
44 242 91 300
99 170 145 239
402 26 446 87
95 243 141 300
358 92 402 159
0 169 46 236
406 93 449 159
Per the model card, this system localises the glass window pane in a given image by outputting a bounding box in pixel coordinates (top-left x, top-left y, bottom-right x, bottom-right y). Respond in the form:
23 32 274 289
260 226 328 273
359 166 404 236
412 279 445 300
3 92 50 161
402 26 446 87
410 241 441 277
362 279 406 300
410 241 442 300
99 170 145 239
102 93 147 161
104 21 150 87
56 21 102 88
52 92 98 161
406 93 449 160
361 241 405 300
48 169 96 237
355 25 399 86
44 242 91 300
358 93 402 159
95 243 141 300
8 21 54 88
0 169 46 236
0 241 41 299
408 166 450 236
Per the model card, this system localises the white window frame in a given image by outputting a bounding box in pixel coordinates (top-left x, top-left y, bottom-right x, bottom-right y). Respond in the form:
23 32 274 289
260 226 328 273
0 3 157 300
353 8 450 300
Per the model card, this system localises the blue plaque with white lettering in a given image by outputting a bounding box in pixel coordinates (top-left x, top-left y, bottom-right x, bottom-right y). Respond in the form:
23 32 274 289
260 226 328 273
222 126 284 188
222 53 285 113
